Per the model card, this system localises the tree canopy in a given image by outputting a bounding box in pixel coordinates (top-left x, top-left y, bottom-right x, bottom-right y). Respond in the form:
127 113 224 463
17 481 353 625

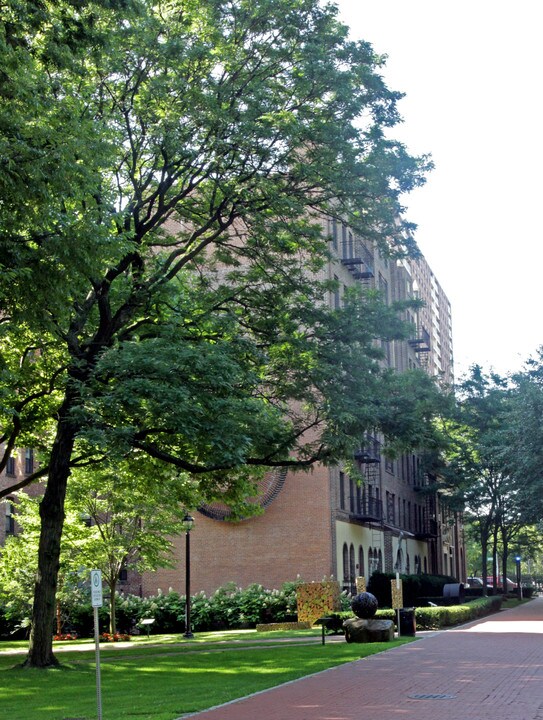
0 0 440 666
440 362 543 590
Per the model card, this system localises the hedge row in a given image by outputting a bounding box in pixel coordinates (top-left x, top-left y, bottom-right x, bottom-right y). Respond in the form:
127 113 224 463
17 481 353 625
0 576 515 639
0 580 313 638
323 595 504 633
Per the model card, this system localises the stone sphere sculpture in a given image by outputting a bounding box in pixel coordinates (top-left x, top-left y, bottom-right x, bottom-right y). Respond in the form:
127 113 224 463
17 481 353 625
351 591 378 619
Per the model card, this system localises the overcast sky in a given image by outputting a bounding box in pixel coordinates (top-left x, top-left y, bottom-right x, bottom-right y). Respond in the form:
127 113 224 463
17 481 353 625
334 0 543 378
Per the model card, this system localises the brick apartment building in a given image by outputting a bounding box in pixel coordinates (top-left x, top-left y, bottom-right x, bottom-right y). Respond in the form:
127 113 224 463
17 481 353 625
139 217 465 598
0 216 464 599
0 448 40 546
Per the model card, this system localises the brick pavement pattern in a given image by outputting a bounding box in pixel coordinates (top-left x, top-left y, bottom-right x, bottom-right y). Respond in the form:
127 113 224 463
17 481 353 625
184 597 543 720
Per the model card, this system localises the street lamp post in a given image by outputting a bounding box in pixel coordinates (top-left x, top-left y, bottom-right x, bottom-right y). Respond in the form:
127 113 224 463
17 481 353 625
515 555 522 600
182 513 194 638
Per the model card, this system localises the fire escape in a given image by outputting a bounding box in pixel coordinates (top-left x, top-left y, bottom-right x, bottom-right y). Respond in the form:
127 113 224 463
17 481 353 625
414 472 439 574
408 323 431 368
348 437 384 576
340 232 375 284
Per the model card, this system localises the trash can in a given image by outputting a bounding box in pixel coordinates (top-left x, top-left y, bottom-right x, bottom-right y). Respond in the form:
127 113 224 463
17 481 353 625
399 608 416 636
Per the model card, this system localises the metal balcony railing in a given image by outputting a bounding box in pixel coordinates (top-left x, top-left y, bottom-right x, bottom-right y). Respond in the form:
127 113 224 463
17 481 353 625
340 238 375 279
408 325 431 352
350 497 383 522
414 519 438 539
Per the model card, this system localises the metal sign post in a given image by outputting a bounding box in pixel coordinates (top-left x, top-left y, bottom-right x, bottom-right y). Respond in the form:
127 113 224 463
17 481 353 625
91 570 103 720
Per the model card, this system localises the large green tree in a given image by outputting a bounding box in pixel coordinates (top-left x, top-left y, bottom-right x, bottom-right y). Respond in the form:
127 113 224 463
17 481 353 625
502 350 543 519
0 0 439 667
441 366 532 592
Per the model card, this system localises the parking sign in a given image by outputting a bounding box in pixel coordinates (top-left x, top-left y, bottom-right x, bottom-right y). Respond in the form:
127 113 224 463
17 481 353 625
91 570 103 608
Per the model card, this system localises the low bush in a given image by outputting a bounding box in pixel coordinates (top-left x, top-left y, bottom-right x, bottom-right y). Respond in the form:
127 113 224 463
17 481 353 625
0 600 29 640
414 596 503 630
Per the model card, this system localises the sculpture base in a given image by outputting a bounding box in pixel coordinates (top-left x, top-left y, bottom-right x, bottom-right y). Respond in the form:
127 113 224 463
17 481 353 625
343 617 395 643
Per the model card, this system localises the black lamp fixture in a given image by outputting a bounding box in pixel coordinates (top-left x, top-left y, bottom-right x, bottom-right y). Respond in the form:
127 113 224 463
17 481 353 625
182 512 194 638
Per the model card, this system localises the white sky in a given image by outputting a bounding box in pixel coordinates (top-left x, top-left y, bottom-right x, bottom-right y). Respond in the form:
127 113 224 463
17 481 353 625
335 0 543 378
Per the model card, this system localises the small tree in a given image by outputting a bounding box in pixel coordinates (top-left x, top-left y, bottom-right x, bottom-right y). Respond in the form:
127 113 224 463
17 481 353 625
0 493 89 635
69 460 198 634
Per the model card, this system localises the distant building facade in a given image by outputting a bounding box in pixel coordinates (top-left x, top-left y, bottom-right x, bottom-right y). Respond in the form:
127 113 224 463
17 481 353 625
0 448 39 546
141 217 465 598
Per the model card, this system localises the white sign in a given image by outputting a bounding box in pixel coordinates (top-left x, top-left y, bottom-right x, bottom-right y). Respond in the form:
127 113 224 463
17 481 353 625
91 570 103 608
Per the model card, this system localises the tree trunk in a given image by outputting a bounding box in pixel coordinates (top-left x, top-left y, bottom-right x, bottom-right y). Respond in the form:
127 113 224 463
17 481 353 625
481 534 489 596
501 529 508 593
56 601 62 636
109 577 117 635
491 525 499 589
24 416 76 668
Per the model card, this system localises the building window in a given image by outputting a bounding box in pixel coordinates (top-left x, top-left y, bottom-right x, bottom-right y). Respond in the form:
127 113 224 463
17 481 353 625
347 231 354 258
349 477 355 513
349 544 356 593
342 543 349 588
6 455 16 476
5 502 15 535
381 339 391 366
378 273 389 305
331 218 338 250
24 448 34 475
386 492 395 524
333 275 340 309
339 471 345 510
385 458 394 474
358 545 365 577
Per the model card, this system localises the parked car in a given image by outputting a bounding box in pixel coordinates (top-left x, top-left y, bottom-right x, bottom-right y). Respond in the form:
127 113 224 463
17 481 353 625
486 577 518 591
466 576 517 591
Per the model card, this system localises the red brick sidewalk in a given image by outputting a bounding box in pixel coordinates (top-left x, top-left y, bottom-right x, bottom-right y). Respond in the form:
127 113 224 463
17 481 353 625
183 597 543 720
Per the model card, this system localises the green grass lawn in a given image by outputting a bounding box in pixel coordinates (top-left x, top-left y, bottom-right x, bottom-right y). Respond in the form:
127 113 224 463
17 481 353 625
0 632 414 720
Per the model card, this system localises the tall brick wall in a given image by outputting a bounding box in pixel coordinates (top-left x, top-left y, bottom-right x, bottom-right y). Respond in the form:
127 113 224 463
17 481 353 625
142 465 333 596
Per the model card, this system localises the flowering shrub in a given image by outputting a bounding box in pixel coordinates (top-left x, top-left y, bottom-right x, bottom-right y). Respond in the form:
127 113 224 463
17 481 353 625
62 580 304 636
99 632 131 642
53 633 78 641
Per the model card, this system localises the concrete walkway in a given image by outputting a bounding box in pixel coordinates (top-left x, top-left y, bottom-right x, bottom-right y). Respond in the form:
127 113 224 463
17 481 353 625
184 597 543 720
